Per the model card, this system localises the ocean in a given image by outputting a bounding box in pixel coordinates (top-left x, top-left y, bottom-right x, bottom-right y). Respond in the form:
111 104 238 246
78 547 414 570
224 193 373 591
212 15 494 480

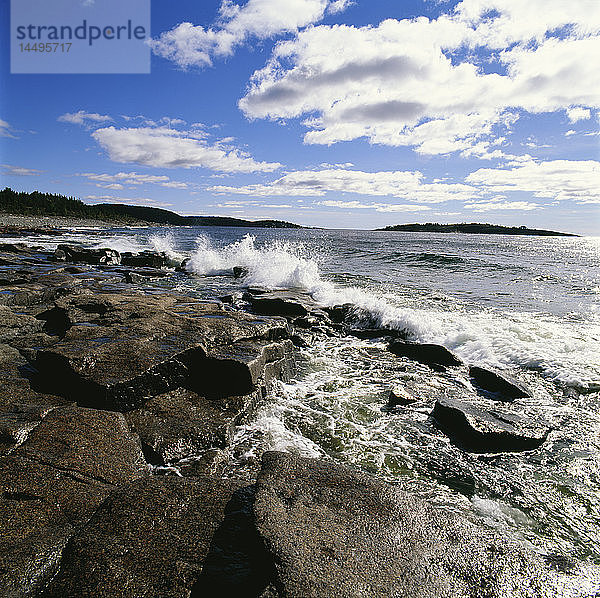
8 225 600 571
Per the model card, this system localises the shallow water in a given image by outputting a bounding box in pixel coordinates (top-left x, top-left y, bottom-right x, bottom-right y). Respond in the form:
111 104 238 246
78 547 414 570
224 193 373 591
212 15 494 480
6 225 600 574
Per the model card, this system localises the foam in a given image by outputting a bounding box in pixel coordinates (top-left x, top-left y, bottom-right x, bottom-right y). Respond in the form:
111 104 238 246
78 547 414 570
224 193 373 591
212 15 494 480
185 234 600 389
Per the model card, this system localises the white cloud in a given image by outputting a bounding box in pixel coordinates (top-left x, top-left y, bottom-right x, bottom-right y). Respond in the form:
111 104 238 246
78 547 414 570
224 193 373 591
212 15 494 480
79 171 189 189
320 200 431 212
209 168 480 203
150 0 350 68
0 119 17 139
466 159 600 204
565 130 577 137
91 126 281 173
239 1 600 156
85 195 173 208
58 110 113 126
0 164 42 176
464 200 540 212
566 107 591 123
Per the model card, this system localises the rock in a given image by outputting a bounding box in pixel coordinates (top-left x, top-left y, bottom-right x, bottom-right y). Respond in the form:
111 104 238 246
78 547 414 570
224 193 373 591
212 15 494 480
121 251 169 268
0 305 44 343
0 405 147 596
253 452 553 598
177 257 191 272
347 327 403 340
247 295 308 317
388 341 462 368
0 403 59 456
469 366 531 400
124 271 146 284
385 387 417 408
54 244 121 266
323 303 354 324
431 396 549 453
33 292 291 411
126 387 263 467
233 266 249 279
42 476 264 598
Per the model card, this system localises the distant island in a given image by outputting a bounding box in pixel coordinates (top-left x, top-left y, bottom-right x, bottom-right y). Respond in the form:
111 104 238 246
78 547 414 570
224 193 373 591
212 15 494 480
377 222 577 237
0 188 304 229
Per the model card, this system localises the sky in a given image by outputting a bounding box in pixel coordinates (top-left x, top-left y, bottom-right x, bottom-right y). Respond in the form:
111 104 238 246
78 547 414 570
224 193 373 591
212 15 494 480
1 0 599 234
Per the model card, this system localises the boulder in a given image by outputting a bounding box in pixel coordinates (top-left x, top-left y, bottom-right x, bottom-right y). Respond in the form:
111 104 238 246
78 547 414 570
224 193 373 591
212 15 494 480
0 305 45 343
126 388 263 467
323 303 354 324
347 327 404 340
388 341 462 368
0 405 147 596
469 366 531 400
233 266 249 279
55 244 121 266
247 295 308 318
121 251 169 268
431 396 549 453
253 452 553 598
33 292 291 411
42 476 260 598
385 387 418 409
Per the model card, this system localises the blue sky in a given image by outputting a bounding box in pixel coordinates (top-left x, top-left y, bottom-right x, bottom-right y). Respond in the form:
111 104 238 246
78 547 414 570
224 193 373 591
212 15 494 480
1 0 599 233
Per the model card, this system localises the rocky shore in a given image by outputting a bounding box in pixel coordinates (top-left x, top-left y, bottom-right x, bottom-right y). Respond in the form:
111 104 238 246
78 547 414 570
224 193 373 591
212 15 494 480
0 238 586 596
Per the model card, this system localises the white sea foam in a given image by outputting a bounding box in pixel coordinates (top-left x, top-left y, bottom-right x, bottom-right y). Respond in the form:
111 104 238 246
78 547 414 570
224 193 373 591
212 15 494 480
148 232 184 261
186 234 600 388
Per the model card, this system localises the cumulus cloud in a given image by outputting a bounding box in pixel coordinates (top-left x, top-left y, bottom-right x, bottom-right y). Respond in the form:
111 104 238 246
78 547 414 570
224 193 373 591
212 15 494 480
465 159 600 204
239 0 600 156
320 200 431 212
91 126 281 173
150 0 350 68
58 110 113 126
463 200 540 212
566 107 591 123
209 168 480 203
0 164 42 176
79 171 189 189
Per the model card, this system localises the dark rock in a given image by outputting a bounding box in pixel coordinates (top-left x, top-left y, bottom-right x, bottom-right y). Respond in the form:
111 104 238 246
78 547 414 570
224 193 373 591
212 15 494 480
42 476 250 598
126 387 262 467
347 327 404 340
233 266 249 279
0 242 34 253
177 257 191 272
324 303 354 324
0 403 58 456
121 250 169 268
253 452 552 598
124 271 146 284
388 341 462 367
386 387 417 408
469 365 531 400
247 296 308 317
431 396 549 453
55 244 121 266
0 305 44 343
33 292 291 411
0 405 147 596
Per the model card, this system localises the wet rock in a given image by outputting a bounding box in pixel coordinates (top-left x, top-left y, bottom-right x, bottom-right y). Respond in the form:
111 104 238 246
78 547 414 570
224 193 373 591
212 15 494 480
177 257 191 272
0 403 58 456
431 396 549 453
42 476 251 598
233 266 249 279
253 452 552 598
347 327 404 340
54 244 121 266
0 305 44 343
388 341 462 368
127 388 263 467
324 303 354 324
469 365 531 400
121 250 169 268
33 292 290 411
385 387 417 408
247 295 308 318
0 405 147 596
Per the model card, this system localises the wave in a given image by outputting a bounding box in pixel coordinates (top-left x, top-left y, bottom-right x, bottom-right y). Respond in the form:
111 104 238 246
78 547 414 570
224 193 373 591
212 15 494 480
187 234 600 389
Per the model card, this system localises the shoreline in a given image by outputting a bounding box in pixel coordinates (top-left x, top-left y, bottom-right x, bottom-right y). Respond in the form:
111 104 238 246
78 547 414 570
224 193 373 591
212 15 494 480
0 236 595 595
